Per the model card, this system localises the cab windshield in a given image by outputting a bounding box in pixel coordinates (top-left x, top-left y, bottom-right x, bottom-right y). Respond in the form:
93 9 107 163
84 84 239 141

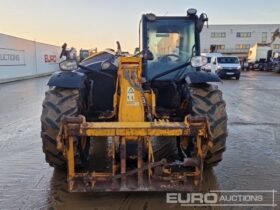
146 19 195 80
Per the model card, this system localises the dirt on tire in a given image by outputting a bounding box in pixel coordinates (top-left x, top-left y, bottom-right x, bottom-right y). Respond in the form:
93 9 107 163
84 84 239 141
41 88 80 169
190 84 228 167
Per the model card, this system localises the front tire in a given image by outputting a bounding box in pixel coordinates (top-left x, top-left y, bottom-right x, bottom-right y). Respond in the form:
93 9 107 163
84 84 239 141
151 84 228 168
41 88 81 169
190 85 228 167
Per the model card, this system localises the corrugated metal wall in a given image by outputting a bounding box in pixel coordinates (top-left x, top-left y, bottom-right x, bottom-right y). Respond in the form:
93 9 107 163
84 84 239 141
0 33 62 83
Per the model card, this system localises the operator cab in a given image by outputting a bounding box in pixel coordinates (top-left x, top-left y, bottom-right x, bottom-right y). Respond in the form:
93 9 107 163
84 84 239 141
142 15 199 81
141 11 205 116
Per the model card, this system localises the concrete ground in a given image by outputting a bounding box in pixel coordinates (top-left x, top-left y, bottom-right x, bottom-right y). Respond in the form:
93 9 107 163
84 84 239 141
0 71 279 210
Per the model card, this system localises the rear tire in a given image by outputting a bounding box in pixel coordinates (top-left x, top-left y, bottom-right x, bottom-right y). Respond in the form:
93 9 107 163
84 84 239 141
152 137 178 162
41 88 81 169
189 85 228 167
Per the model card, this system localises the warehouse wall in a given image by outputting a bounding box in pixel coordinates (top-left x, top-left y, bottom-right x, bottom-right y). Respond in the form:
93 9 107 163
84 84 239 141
0 33 62 83
200 24 280 54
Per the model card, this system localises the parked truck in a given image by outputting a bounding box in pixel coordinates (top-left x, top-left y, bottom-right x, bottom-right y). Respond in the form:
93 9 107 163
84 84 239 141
272 51 280 73
246 43 274 71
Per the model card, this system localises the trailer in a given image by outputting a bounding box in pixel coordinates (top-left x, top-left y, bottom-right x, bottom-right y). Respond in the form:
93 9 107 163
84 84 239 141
0 33 62 83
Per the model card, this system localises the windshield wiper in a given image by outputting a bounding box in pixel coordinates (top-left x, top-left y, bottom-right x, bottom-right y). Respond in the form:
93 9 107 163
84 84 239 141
151 61 191 82
78 64 115 80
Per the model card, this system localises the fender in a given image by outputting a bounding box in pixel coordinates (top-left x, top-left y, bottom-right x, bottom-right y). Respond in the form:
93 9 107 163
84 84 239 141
47 71 87 88
185 71 221 84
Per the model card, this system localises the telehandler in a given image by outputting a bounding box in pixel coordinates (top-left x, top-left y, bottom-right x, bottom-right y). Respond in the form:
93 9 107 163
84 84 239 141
41 9 227 192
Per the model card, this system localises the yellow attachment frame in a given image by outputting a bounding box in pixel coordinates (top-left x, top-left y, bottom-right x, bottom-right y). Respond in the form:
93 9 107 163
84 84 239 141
57 115 212 192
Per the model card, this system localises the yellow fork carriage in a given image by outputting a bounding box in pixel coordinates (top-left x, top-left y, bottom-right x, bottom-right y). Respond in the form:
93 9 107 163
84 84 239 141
56 57 213 192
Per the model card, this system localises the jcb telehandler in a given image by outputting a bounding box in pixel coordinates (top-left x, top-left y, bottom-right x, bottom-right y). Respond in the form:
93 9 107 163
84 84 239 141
41 9 227 192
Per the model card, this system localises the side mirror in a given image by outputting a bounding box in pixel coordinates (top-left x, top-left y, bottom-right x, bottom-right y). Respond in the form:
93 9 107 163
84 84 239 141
60 43 67 58
68 48 78 60
116 41 122 55
197 13 208 33
191 56 208 67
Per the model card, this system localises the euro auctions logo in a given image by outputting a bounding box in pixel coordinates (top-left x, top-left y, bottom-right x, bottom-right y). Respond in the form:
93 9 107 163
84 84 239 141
44 54 57 63
166 190 277 207
167 192 218 204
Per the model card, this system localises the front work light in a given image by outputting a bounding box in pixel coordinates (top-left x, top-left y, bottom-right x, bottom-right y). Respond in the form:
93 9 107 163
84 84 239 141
191 56 208 68
187 8 197 16
59 59 78 71
145 13 156 21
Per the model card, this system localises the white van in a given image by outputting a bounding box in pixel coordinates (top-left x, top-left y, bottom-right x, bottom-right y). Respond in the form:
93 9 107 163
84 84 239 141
201 53 222 72
211 56 241 80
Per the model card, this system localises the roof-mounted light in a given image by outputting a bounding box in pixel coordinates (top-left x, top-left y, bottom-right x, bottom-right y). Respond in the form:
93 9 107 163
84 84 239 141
145 13 156 21
187 8 197 16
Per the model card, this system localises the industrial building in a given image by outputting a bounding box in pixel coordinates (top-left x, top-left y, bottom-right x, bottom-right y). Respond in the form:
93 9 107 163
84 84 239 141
0 33 62 83
200 24 280 57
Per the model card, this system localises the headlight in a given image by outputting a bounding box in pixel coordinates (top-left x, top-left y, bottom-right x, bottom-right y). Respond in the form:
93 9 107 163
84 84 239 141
191 56 208 68
101 61 111 70
217 65 223 70
59 60 78 71
237 65 241 70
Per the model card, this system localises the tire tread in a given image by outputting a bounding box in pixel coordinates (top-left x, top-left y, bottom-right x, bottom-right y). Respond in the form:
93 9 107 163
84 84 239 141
41 88 80 169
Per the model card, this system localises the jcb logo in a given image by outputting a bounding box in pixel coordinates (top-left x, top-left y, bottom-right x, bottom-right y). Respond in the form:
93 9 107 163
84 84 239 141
44 55 57 63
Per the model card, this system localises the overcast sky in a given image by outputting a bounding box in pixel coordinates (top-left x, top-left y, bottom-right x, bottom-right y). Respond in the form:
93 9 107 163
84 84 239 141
1 0 279 52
